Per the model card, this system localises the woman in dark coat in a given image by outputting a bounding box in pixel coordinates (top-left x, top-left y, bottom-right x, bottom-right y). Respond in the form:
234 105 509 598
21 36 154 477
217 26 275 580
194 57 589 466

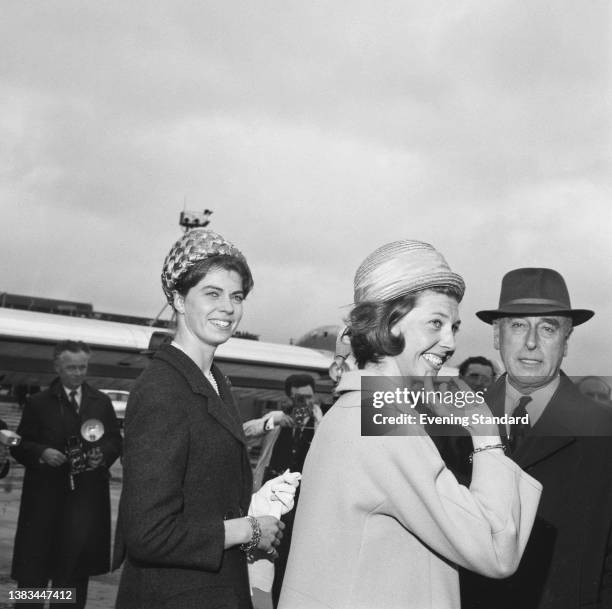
114 229 285 609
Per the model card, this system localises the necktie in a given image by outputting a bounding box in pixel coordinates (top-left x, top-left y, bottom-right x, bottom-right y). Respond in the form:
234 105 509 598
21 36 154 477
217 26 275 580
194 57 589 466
509 395 532 452
69 390 79 415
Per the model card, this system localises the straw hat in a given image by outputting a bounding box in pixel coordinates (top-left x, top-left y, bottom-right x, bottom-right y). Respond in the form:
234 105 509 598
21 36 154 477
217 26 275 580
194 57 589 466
161 229 250 304
353 240 465 304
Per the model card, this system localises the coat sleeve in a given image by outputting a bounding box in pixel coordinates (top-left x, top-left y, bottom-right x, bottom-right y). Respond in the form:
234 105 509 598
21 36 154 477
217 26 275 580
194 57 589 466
601 502 612 607
119 386 225 571
242 416 267 439
365 434 542 578
0 419 9 478
10 398 48 468
96 396 122 468
252 427 281 491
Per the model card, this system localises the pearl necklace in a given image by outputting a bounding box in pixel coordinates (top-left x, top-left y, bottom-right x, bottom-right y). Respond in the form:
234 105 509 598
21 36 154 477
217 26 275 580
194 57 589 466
204 369 219 395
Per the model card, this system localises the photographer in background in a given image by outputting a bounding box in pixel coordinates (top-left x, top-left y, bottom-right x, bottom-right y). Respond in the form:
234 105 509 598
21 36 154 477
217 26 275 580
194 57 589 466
458 356 496 394
10 340 121 609
253 373 323 608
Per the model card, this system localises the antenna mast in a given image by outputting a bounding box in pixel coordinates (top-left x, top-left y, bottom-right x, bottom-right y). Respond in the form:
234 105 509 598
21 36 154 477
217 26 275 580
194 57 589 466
179 209 213 231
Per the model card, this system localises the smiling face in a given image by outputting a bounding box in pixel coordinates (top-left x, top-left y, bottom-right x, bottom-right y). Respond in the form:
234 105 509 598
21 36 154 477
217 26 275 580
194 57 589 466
494 315 572 393
390 290 460 377
55 350 90 389
173 267 244 350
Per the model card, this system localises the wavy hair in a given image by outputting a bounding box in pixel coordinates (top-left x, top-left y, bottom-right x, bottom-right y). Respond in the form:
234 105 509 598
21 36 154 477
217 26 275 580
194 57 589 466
348 286 461 368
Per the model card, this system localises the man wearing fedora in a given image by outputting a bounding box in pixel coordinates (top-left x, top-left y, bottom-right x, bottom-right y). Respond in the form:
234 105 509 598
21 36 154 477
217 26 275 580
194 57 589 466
458 268 612 609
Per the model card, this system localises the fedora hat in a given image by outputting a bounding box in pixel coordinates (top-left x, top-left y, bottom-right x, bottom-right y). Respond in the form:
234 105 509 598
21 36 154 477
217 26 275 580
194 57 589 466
476 268 594 326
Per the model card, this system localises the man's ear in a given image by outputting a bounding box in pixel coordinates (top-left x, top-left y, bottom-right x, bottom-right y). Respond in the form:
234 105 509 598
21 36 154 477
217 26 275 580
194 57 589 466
493 320 500 351
563 326 573 357
172 292 185 314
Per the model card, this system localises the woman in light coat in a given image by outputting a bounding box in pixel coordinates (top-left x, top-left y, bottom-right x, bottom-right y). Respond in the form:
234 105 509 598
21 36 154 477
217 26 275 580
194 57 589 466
279 240 542 609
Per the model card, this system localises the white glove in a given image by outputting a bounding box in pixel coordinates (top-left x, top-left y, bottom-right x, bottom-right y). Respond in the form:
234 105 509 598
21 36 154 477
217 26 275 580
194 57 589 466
250 470 302 517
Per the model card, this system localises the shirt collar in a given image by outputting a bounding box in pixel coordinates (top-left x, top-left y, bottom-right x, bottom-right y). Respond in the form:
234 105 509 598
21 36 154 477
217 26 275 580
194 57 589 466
504 375 560 427
171 340 188 355
63 385 82 403
171 340 213 374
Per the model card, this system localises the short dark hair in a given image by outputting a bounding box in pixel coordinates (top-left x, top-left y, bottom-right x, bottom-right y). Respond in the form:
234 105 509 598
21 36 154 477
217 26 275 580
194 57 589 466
348 287 461 369
54 340 91 360
173 255 254 304
458 356 495 377
285 374 315 397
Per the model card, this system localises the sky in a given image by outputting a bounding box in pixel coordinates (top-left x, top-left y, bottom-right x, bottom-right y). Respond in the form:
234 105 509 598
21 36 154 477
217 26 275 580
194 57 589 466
1 1 611 374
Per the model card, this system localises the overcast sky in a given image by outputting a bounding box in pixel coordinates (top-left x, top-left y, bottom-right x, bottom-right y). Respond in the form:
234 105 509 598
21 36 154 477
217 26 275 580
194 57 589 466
1 1 610 374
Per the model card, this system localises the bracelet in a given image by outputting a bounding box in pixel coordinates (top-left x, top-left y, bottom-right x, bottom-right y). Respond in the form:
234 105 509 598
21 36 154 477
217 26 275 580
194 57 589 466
469 443 506 463
239 516 261 554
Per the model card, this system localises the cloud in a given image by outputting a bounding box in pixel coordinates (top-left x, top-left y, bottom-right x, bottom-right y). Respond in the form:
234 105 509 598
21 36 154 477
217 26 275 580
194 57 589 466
0 0 610 372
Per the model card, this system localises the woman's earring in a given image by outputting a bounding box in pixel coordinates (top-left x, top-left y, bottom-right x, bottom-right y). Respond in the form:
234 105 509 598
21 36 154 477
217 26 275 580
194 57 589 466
173 292 184 314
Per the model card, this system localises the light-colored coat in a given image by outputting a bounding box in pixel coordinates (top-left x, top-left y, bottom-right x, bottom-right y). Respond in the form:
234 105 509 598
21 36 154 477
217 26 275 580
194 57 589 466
278 370 542 609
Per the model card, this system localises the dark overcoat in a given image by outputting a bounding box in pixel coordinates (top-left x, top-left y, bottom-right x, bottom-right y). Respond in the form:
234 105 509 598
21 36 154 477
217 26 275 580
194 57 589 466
459 373 612 609
0 418 10 479
113 344 253 609
11 379 122 582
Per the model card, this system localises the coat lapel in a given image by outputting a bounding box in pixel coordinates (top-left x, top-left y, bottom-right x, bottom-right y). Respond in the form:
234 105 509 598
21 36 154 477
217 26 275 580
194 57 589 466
489 374 577 468
484 380 509 443
156 345 246 446
79 382 100 420
205 366 247 446
513 376 577 468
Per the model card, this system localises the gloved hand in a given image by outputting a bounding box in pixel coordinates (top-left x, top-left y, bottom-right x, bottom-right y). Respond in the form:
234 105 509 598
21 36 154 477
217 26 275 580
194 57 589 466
250 470 302 516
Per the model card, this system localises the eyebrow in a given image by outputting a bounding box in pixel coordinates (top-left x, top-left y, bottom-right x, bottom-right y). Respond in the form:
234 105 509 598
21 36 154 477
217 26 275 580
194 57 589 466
540 318 561 327
200 284 244 295
505 317 561 327
431 311 461 325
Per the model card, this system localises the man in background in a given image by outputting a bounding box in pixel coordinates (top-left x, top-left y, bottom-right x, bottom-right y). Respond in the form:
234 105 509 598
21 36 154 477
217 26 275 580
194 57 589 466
577 375 611 406
11 340 122 609
458 355 496 393
254 373 323 608
460 268 612 609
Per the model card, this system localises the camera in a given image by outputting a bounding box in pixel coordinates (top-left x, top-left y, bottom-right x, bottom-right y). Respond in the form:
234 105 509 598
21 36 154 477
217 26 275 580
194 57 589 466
65 436 87 479
288 394 313 427
0 430 20 446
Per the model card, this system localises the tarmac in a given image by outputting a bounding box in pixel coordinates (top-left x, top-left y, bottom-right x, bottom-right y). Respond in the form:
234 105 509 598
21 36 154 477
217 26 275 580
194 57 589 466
0 461 123 609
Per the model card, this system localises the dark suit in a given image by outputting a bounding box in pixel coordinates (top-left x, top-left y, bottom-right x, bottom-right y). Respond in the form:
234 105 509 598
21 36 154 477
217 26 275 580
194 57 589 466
458 373 612 609
11 379 122 606
114 344 253 609
0 418 10 479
